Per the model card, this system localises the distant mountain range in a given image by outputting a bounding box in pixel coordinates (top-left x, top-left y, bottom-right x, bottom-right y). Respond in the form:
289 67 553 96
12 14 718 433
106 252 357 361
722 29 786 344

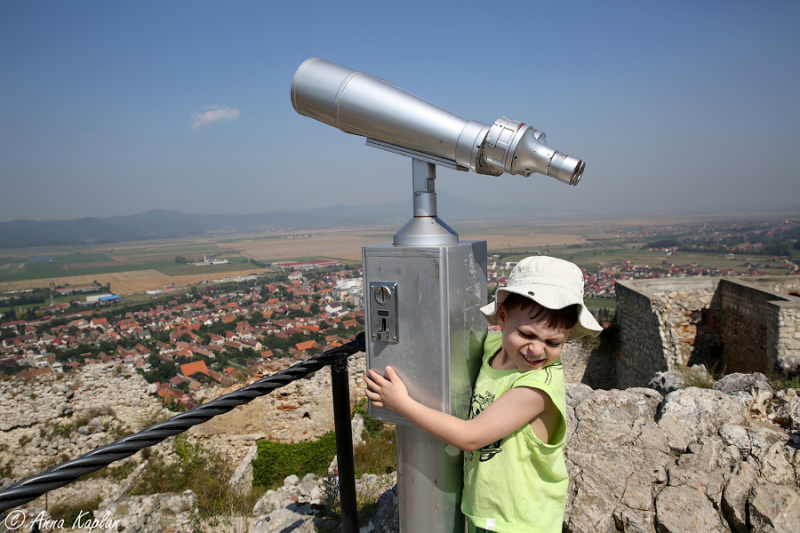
0 194 584 248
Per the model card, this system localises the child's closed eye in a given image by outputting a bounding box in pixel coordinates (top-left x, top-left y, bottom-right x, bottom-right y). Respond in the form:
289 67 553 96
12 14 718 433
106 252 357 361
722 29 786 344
519 330 561 347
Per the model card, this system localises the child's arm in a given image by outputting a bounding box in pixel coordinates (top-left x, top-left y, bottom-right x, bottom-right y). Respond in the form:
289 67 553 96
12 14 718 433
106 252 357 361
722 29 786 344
364 366 555 451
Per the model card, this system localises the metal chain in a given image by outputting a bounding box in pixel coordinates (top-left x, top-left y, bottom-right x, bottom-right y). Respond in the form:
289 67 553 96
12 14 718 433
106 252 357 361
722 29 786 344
0 332 365 512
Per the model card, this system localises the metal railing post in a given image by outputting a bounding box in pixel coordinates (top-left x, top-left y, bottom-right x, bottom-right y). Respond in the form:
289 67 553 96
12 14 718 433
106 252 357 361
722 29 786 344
331 357 358 533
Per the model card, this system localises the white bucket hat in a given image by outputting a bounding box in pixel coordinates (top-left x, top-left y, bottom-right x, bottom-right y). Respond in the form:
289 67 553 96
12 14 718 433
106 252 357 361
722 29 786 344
481 256 602 341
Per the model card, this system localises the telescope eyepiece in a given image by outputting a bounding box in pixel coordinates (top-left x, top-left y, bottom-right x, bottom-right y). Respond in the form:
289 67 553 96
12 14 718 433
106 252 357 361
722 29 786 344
505 124 585 186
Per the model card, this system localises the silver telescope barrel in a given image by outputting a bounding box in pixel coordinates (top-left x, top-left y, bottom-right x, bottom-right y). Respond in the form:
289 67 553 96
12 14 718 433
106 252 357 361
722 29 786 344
291 57 482 170
291 58 585 185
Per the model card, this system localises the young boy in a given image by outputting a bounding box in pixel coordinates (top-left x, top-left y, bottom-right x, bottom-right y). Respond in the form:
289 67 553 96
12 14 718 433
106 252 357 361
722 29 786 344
364 256 602 532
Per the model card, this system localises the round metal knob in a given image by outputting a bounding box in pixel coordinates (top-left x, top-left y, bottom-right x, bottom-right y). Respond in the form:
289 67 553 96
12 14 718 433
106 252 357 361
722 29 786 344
374 285 391 305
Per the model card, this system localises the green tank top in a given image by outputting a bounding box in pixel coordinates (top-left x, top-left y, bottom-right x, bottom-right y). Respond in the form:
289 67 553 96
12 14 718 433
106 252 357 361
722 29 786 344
461 332 568 533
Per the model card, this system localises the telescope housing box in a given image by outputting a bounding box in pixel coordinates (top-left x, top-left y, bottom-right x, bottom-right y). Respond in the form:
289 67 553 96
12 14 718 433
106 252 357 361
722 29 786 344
364 241 487 425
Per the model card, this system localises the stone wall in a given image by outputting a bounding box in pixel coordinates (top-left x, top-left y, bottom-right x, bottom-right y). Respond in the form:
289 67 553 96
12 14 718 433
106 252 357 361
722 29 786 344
615 279 719 389
775 301 800 361
651 281 720 368
560 335 617 390
616 280 664 389
616 276 800 387
719 278 800 373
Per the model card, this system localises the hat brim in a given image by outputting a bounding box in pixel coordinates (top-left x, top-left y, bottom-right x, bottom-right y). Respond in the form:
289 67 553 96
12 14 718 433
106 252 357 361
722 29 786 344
481 287 602 342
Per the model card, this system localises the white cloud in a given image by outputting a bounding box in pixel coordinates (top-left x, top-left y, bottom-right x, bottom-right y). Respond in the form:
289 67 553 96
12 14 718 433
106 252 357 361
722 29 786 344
191 105 241 131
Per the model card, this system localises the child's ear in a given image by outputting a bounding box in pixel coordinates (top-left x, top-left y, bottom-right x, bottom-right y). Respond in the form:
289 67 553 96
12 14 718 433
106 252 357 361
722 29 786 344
497 304 507 329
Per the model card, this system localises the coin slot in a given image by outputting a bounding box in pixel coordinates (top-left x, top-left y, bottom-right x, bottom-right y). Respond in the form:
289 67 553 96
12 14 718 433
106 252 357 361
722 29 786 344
369 282 399 344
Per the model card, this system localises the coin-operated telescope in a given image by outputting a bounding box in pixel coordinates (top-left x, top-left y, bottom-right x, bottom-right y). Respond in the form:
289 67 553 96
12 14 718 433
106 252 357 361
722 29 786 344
292 58 585 247
292 58 587 533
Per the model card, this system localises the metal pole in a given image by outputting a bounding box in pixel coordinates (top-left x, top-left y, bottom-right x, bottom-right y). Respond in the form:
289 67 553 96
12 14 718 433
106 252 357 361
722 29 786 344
331 357 358 533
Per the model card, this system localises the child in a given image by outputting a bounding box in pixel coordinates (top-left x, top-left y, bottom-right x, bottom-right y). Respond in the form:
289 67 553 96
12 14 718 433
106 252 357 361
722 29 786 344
364 256 602 533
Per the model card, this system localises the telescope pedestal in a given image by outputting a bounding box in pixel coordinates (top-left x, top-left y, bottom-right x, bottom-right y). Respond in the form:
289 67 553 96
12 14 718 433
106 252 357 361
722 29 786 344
363 241 487 533
393 158 458 246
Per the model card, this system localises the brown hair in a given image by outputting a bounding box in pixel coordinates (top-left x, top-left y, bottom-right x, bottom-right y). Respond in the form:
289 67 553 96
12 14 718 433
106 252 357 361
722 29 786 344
501 293 579 330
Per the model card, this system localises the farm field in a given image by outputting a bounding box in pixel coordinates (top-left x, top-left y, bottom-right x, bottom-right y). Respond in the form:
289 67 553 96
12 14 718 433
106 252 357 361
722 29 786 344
1 212 796 296
0 267 269 295
224 222 593 263
0 239 272 295
1 222 593 295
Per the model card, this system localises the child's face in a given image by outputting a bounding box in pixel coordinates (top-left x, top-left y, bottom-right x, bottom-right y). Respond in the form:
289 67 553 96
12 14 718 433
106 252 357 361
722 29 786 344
497 304 571 372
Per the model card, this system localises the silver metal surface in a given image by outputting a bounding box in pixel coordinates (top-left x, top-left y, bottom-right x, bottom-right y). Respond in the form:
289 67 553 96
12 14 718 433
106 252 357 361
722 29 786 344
397 425 465 533
364 242 486 425
390 158 459 246
412 160 437 218
392 217 458 246
482 116 526 175
365 139 462 171
292 58 470 168
364 242 486 533
510 125 586 185
292 58 587 185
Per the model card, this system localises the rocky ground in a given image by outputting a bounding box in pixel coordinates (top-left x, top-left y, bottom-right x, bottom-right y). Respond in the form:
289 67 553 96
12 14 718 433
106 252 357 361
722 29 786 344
2 358 800 532
563 374 800 533
0 353 368 515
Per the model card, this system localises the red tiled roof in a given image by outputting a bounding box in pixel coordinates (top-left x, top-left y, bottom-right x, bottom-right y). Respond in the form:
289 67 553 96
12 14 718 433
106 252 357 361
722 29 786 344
180 360 209 378
295 340 316 351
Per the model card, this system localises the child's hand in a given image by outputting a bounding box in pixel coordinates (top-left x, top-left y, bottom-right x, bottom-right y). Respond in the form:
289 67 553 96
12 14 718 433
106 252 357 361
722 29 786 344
364 366 409 413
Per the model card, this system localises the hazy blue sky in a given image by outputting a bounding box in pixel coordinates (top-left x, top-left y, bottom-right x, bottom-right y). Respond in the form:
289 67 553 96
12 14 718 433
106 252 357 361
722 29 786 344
1 0 799 223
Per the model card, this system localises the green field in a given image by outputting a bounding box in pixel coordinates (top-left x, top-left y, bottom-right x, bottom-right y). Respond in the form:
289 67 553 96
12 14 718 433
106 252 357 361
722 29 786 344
0 253 115 281
584 298 617 310
109 244 225 258
0 294 76 314
263 255 355 265
50 252 115 264
156 262 264 276
0 249 261 284
494 244 775 275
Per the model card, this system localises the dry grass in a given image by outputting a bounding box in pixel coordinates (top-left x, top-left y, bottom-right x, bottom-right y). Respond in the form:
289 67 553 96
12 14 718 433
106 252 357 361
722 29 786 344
222 224 590 263
0 268 267 295
111 269 266 294
222 230 389 262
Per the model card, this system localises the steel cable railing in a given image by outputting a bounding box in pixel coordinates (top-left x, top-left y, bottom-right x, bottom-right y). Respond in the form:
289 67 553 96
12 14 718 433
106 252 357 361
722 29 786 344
0 332 365 512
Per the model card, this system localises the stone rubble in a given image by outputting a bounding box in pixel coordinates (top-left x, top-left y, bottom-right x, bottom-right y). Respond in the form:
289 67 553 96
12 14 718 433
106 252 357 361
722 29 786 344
562 377 800 533
648 364 713 395
4 355 800 532
250 466 396 518
0 353 368 515
0 364 172 510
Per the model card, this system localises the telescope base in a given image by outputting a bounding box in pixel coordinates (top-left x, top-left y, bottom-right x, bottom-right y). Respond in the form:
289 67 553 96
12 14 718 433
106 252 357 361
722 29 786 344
393 216 458 246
